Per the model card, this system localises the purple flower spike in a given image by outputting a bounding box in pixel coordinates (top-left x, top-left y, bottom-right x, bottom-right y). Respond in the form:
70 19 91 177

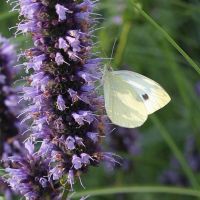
0 35 20 199
0 35 18 154
7 0 115 198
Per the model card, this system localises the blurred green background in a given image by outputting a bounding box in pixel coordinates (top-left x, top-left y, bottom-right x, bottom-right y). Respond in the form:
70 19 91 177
1 0 200 199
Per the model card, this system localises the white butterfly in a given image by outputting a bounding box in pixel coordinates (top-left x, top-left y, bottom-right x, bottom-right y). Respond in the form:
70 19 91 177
103 67 171 128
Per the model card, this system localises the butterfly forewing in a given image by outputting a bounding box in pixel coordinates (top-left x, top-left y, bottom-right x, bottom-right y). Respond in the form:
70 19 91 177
112 70 171 114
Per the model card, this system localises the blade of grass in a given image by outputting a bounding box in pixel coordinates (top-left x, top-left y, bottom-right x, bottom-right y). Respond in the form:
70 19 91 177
132 2 200 75
171 0 200 12
161 38 200 111
114 22 132 68
151 115 199 189
71 186 200 199
161 41 200 145
0 11 17 21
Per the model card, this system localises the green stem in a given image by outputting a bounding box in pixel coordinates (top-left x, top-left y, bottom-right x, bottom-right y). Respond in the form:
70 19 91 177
62 189 69 200
132 2 200 75
114 22 132 68
151 116 199 189
71 186 200 199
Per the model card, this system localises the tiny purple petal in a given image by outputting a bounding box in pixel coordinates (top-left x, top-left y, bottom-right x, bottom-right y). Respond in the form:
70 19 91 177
49 166 64 180
55 4 72 21
55 52 65 65
66 136 76 150
72 155 82 170
0 75 6 84
39 178 48 188
57 95 67 111
87 132 99 143
72 113 84 126
25 140 35 155
81 153 91 165
75 136 84 146
58 38 69 51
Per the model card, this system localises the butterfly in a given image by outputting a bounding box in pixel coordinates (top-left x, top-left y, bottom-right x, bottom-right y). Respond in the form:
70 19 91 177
103 67 171 128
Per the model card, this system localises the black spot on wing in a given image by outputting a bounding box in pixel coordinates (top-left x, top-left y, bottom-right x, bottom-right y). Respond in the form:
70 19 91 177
142 94 149 100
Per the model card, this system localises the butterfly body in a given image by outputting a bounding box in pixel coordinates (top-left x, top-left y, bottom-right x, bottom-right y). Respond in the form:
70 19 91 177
103 68 171 128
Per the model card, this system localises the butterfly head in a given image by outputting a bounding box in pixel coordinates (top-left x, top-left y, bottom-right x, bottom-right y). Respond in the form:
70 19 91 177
102 65 112 81
103 65 112 73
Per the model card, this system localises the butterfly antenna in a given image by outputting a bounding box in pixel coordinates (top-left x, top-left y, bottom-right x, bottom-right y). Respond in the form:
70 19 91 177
109 38 118 67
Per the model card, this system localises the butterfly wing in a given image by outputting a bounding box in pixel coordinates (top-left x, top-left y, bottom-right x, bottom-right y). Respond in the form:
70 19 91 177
104 71 148 128
112 70 171 114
